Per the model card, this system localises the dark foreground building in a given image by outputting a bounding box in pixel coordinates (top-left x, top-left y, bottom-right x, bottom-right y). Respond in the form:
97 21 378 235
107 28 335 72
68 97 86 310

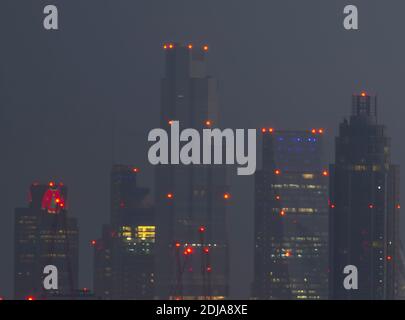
93 165 155 299
329 93 401 299
155 43 229 300
252 128 329 299
14 182 79 300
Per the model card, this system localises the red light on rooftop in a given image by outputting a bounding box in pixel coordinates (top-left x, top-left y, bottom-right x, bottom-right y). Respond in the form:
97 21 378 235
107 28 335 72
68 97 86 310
387 256 393 261
369 204 374 209
280 210 286 217
361 92 367 97
269 128 274 133
188 44 193 49
168 120 174 125
330 204 336 209
166 193 174 199
274 169 281 175
223 193 231 200
311 129 316 134
203 247 210 254
184 247 193 255
175 242 181 248
91 240 97 246
203 45 209 52
26 296 35 301
318 129 324 134
206 266 212 272
49 181 54 187
261 128 267 133
275 195 281 201
397 204 401 209
205 120 212 127
322 170 329 177
132 167 139 173
199 226 206 233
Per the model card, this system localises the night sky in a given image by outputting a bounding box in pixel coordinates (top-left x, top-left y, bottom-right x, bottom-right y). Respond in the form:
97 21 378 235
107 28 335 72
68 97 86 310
1 0 405 299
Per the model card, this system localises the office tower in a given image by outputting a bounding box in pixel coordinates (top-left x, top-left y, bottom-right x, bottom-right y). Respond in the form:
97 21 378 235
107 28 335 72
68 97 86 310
252 128 329 299
93 165 155 299
155 43 229 300
329 92 401 300
14 182 79 300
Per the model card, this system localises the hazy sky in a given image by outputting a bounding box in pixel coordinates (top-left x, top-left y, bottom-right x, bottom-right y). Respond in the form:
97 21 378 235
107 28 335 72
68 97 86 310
1 0 405 298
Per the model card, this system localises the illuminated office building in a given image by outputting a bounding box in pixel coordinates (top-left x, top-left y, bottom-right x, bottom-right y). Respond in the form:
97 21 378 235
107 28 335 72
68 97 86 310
329 93 401 299
93 165 155 299
14 182 79 300
155 43 229 299
252 129 329 299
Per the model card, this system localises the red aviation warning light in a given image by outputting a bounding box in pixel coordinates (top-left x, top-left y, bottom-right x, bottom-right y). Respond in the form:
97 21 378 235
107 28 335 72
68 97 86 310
322 170 329 177
175 242 181 248
203 247 210 254
206 266 212 273
280 210 286 217
205 120 212 127
387 256 393 261
26 296 35 301
91 240 97 246
369 204 374 209
188 44 193 49
261 128 267 133
184 247 193 255
275 195 281 201
274 169 281 175
132 167 139 173
318 129 324 134
203 45 209 52
223 193 231 200
199 226 206 233
361 91 367 97
166 193 174 199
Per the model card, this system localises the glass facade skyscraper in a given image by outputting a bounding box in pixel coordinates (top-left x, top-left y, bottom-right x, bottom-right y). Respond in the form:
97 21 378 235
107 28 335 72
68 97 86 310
329 93 401 299
155 43 229 300
252 129 329 299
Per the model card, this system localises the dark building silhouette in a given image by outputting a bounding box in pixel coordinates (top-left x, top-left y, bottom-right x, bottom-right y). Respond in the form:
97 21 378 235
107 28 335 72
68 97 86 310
93 165 155 299
329 92 401 299
155 43 229 299
14 182 79 300
252 129 329 299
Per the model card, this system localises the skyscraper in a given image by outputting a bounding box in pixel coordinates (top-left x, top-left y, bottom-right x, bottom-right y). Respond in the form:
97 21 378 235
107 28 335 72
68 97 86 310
14 182 79 300
252 128 329 299
93 165 155 299
329 92 401 299
155 43 229 299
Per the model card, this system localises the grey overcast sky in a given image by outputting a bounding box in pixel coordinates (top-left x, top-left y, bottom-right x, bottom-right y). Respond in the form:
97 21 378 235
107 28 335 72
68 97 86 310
1 1 405 298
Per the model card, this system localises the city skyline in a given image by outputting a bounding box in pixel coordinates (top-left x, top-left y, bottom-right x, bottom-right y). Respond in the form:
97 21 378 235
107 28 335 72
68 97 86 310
2 1 405 300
